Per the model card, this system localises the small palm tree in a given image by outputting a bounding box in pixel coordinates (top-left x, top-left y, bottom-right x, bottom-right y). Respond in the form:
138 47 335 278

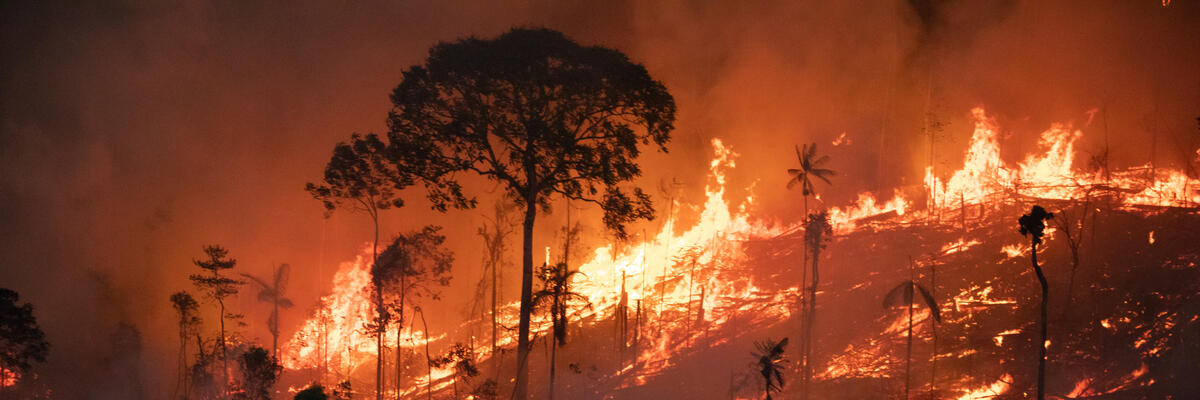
532 262 590 400
883 278 941 400
752 337 789 400
1018 205 1053 400
787 143 834 400
787 143 836 215
241 264 294 358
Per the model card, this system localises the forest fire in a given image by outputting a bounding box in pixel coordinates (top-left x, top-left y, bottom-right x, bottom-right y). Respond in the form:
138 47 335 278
281 106 1198 398
2 2 1199 400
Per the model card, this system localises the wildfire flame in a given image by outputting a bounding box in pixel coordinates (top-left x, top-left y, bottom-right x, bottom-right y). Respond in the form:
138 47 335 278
283 107 1198 396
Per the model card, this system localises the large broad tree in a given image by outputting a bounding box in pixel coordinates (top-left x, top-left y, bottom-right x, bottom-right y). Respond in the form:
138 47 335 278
385 28 675 398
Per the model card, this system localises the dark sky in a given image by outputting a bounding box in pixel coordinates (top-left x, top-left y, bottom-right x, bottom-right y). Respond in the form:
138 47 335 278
1 1 1197 396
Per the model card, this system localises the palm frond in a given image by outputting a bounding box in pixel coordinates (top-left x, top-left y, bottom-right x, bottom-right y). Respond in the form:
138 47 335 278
274 264 290 292
915 284 941 323
882 282 914 309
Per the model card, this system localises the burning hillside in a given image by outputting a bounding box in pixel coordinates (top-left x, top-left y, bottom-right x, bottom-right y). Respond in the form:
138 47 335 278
282 108 1199 399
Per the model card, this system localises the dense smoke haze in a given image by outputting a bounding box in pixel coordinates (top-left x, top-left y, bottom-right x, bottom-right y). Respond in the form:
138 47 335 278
1 1 1198 398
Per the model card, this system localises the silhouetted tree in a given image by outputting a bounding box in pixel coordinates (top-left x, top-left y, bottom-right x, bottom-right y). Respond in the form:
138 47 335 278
171 292 201 399
234 346 281 400
786 143 834 400
373 225 453 396
307 132 410 400
1018 205 1053 400
787 143 836 217
752 337 788 400
385 28 675 398
432 343 479 399
241 264 294 358
801 210 832 396
0 288 49 394
532 262 590 399
294 384 328 400
883 277 941 400
475 202 516 363
189 245 245 392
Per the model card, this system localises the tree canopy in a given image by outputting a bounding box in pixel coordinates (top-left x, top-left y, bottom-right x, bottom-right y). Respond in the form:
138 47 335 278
0 288 49 376
386 27 675 236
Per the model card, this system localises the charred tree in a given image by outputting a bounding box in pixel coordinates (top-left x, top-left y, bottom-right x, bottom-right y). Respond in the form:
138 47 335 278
1019 205 1054 400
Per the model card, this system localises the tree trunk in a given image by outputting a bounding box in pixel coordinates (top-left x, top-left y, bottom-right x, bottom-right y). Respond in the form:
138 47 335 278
403 321 408 398
419 308 433 400
804 241 819 399
929 260 938 400
272 296 279 359
397 262 408 400
373 215 383 400
1032 241 1048 400
800 195 809 400
492 233 500 362
218 297 228 393
514 197 537 400
549 332 558 400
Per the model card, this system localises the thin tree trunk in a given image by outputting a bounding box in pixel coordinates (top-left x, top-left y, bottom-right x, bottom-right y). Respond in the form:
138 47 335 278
929 259 938 400
373 214 383 400
514 196 537 400
397 258 408 400
549 333 557 400
1031 241 1048 400
419 308 433 400
403 321 408 398
273 295 279 359
800 195 809 400
218 297 228 393
804 241 819 399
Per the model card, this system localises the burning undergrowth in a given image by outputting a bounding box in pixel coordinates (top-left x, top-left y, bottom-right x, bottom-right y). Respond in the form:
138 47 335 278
281 108 1199 399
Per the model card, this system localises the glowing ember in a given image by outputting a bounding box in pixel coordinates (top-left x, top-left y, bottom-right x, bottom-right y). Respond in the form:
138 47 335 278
955 374 1012 400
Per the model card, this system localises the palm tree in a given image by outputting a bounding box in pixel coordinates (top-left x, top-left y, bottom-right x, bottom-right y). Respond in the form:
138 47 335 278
1018 205 1053 400
787 143 834 400
787 143 836 213
752 337 789 400
241 264 294 358
532 262 590 400
802 210 832 397
883 274 941 400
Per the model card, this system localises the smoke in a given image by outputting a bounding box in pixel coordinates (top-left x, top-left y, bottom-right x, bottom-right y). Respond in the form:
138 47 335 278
1 0 1197 397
